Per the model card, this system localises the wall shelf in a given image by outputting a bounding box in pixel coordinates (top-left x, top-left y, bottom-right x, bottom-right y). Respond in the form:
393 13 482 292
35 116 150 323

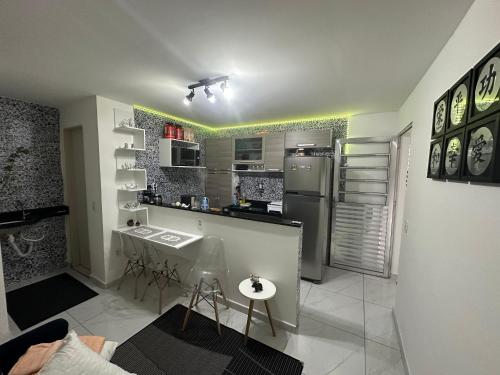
114 126 144 134
118 188 144 192
117 168 146 172
232 169 283 173
119 206 148 213
115 147 145 152
160 165 206 169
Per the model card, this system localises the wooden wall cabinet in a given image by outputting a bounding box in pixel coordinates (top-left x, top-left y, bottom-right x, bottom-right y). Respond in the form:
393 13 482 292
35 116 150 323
264 133 285 171
284 130 333 149
205 137 233 170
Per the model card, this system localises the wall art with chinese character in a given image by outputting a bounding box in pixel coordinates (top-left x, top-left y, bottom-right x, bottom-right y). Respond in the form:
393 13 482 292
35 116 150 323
462 113 500 182
441 128 465 180
446 70 472 132
427 137 444 179
432 91 449 139
469 42 500 123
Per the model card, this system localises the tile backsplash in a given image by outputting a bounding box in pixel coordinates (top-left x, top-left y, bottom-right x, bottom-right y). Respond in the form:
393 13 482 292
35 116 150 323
0 96 66 286
134 109 206 204
237 172 283 202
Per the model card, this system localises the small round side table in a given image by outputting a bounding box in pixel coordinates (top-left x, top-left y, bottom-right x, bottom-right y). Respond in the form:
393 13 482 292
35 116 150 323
238 278 277 344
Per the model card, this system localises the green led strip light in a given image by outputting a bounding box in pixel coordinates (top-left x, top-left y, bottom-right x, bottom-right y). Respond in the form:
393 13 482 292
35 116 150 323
133 104 350 131
133 105 215 131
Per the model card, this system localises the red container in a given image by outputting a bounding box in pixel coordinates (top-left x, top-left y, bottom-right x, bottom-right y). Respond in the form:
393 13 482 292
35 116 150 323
164 123 176 139
175 125 184 140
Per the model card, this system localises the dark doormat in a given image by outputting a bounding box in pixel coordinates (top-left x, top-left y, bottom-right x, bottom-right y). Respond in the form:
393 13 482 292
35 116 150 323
6 273 98 330
111 304 304 375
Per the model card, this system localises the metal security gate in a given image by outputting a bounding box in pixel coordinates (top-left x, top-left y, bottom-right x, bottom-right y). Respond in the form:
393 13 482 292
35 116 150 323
330 137 397 277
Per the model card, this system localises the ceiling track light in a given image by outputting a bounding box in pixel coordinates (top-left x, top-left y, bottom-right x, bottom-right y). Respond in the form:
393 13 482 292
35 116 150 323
183 89 195 105
204 86 216 103
183 75 233 105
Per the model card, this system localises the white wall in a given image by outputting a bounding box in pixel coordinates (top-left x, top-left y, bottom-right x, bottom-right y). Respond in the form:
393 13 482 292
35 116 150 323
60 97 106 284
95 96 133 284
395 1 500 374
348 112 400 138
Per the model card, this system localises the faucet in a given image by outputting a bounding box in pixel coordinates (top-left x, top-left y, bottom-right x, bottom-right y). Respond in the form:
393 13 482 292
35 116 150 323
15 200 26 220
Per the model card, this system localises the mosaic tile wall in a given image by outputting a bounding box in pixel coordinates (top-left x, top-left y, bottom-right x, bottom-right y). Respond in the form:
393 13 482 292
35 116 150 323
0 96 67 286
134 108 348 204
134 109 206 204
237 172 284 201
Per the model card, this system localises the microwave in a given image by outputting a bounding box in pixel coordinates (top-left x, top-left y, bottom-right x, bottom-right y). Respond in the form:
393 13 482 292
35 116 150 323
172 146 200 166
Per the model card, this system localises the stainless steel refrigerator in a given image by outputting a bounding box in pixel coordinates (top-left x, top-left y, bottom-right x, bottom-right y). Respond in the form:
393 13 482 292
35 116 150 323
283 156 332 282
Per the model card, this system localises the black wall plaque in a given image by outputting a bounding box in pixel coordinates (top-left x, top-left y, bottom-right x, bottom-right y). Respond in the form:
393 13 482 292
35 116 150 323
468 42 500 123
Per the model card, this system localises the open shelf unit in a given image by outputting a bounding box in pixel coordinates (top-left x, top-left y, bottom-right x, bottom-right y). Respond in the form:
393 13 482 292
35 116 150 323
114 108 148 227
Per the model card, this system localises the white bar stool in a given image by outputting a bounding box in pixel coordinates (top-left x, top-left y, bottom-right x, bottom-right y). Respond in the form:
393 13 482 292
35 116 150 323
239 278 277 344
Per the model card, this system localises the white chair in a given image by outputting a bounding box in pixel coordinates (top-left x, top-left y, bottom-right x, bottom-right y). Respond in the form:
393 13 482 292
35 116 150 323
117 233 146 299
141 242 181 315
182 235 229 335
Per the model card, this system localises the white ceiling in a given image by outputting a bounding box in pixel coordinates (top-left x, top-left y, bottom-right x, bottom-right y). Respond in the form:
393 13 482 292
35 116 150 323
0 0 473 126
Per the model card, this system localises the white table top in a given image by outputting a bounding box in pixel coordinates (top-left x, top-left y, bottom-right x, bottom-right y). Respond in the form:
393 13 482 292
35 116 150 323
239 278 276 301
113 225 203 249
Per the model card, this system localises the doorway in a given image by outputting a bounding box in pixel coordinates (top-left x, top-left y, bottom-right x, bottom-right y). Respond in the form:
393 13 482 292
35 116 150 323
390 124 412 276
62 127 91 276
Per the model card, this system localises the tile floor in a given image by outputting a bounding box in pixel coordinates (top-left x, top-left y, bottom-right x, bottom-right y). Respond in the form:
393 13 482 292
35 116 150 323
2 267 405 375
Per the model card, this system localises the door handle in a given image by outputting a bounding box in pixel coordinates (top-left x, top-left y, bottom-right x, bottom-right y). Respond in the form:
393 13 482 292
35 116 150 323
297 143 316 147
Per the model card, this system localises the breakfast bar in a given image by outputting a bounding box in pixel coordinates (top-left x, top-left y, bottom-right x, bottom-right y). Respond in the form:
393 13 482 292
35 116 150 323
133 204 303 330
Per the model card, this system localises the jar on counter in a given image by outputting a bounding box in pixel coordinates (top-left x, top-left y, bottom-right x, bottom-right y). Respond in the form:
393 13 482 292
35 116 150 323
164 123 176 139
175 125 184 140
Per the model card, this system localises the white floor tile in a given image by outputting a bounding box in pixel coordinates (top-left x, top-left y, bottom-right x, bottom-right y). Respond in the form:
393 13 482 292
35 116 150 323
71 323 93 336
302 286 365 337
364 275 397 308
285 315 364 375
365 339 405 375
81 309 156 344
245 317 291 351
364 302 399 350
326 349 365 375
319 268 364 300
66 293 120 324
300 280 312 308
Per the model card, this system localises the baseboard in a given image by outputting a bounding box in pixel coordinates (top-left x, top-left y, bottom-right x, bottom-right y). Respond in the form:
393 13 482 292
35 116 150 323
392 308 411 375
89 274 107 289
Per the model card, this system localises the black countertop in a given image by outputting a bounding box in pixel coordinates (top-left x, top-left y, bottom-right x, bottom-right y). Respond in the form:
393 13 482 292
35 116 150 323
0 205 69 230
144 202 302 228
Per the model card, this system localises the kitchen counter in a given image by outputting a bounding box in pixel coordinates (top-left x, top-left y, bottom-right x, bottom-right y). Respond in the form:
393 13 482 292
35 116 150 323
141 204 303 329
143 202 302 227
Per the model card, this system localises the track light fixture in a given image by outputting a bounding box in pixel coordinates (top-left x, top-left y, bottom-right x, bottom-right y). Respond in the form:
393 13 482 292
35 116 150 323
183 89 195 105
204 86 216 103
183 75 233 105
220 80 233 100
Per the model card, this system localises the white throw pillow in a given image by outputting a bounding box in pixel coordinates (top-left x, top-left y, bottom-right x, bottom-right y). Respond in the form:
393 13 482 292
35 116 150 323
38 331 134 375
100 341 118 361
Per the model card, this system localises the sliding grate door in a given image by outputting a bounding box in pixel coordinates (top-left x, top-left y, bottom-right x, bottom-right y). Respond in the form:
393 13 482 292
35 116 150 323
330 137 397 277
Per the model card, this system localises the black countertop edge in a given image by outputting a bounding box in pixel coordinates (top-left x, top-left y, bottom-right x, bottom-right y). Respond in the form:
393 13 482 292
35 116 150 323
0 205 69 229
144 203 302 228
